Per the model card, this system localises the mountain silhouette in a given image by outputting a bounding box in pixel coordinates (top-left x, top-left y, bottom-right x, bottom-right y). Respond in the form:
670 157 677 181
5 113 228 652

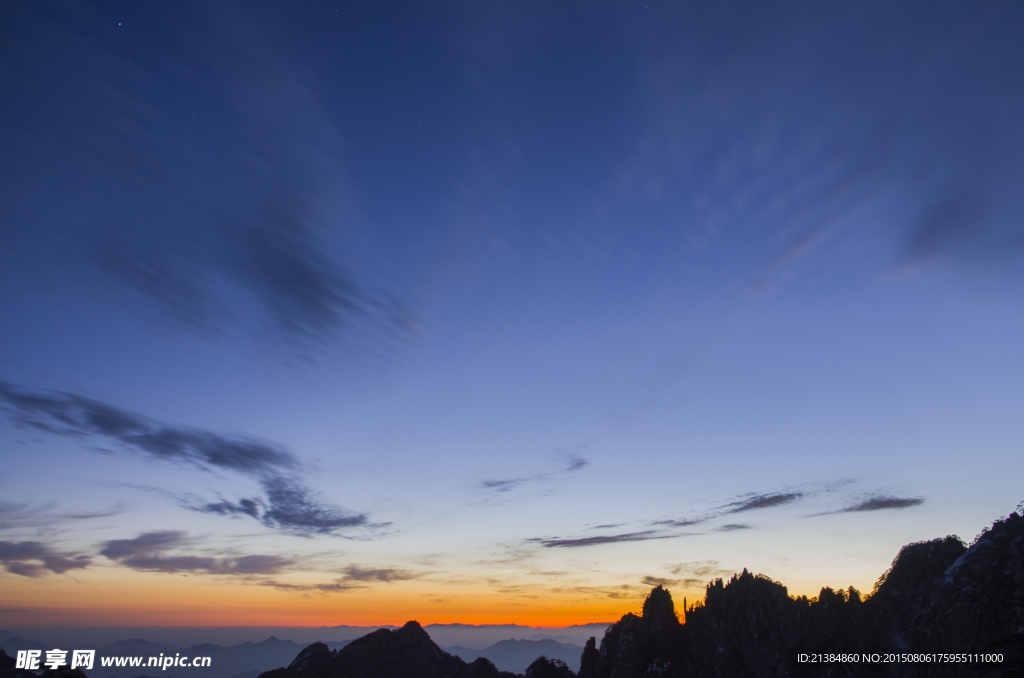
0 650 88 678
258 622 518 678
260 508 1023 678
446 640 582 674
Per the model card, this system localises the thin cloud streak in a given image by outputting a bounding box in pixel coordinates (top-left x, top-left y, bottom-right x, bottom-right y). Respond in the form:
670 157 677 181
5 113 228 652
804 495 926 517
837 496 925 513
261 580 365 594
531 530 683 548
722 492 803 514
480 452 590 494
653 489 808 528
260 564 419 594
0 500 127 530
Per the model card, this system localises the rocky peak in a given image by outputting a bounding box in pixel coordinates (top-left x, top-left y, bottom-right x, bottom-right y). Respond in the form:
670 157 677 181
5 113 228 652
577 637 598 678
524 656 575 678
641 586 678 628
871 535 966 605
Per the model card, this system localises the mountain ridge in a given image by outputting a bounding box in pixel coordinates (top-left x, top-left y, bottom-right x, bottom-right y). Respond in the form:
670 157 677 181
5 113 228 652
258 508 1024 678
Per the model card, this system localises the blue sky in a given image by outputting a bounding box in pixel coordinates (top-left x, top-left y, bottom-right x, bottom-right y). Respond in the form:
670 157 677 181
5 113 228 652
1 0 1022 625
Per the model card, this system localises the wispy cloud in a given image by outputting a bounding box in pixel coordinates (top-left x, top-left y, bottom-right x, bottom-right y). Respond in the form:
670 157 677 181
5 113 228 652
652 516 711 527
480 451 590 494
0 382 295 474
530 530 679 548
99 530 188 559
0 382 370 536
113 553 293 575
0 541 91 577
640 575 681 588
831 495 925 514
341 565 418 583
261 579 365 593
260 564 418 594
0 500 126 531
722 492 803 514
539 583 648 600
653 489 806 529
535 488 810 550
197 476 371 536
669 560 726 578
100 530 294 575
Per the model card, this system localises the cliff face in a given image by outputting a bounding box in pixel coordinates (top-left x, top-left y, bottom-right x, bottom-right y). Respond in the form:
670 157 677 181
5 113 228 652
924 513 1024 651
591 586 685 678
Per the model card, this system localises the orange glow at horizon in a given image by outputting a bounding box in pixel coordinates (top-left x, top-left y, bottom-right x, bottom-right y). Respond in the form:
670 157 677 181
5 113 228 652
1 564 873 628
0 568 644 627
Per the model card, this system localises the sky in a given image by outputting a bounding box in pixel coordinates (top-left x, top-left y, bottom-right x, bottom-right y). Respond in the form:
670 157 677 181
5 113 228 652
1 0 1023 629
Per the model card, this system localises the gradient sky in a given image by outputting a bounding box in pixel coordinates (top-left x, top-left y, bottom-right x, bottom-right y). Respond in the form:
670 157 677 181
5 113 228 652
1 0 1023 628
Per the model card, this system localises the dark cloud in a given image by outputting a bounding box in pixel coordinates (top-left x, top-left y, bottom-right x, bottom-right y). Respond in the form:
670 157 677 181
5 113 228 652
722 492 803 514
803 494 926 517
196 476 369 536
717 524 751 532
100 531 293 575
114 554 219 573
531 530 673 548
834 496 925 513
341 565 417 583
0 382 295 475
99 531 187 559
203 498 263 519
0 382 371 537
231 554 295 574
0 542 48 561
0 541 91 577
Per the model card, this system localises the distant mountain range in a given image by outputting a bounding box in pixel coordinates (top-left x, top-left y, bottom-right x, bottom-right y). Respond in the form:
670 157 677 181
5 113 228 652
446 640 583 674
0 625 608 656
0 630 587 677
0 636 317 678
